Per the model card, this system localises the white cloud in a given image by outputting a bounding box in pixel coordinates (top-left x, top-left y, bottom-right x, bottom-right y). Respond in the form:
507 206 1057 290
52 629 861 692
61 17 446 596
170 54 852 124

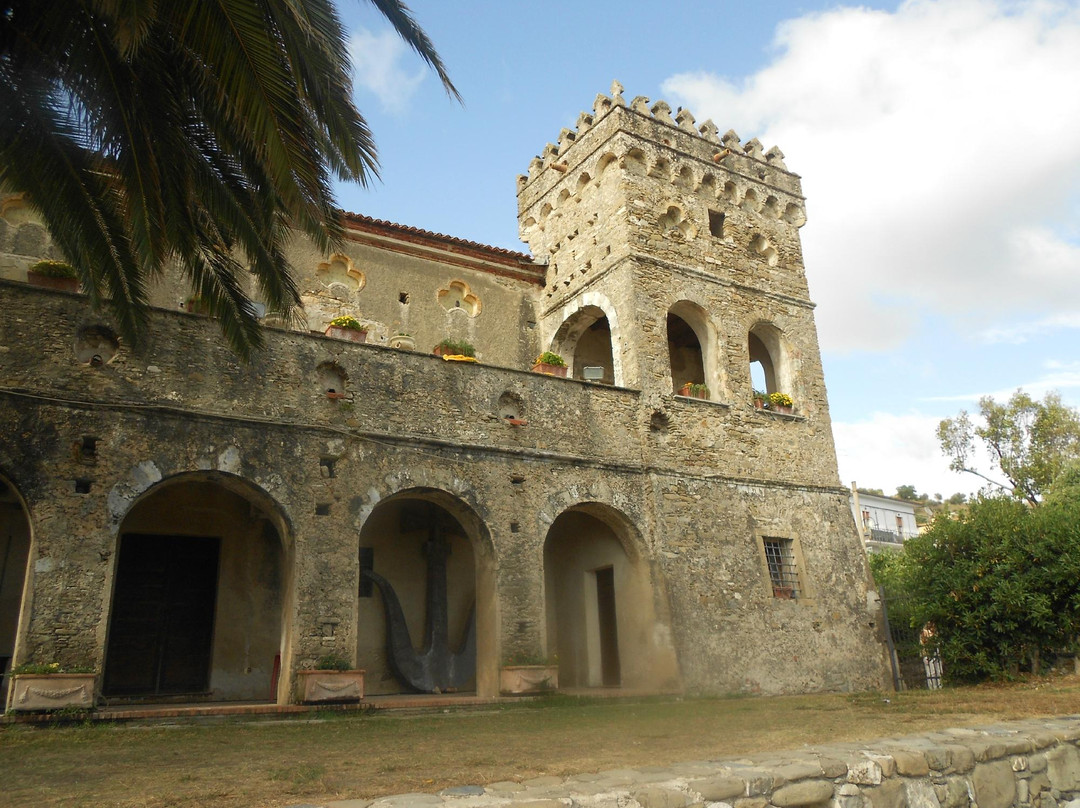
662 0 1080 353
833 412 983 496
348 27 426 113
979 311 1080 344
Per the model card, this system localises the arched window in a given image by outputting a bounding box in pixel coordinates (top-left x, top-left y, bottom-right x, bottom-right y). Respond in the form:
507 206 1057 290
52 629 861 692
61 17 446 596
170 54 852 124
668 312 705 398
748 322 789 401
552 305 616 385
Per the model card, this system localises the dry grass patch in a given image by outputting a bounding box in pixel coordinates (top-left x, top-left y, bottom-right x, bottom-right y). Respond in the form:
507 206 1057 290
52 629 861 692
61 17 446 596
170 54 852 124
3 678 1080 808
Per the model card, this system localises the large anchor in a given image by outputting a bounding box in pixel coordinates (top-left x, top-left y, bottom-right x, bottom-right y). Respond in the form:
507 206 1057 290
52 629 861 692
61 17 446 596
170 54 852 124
360 512 476 693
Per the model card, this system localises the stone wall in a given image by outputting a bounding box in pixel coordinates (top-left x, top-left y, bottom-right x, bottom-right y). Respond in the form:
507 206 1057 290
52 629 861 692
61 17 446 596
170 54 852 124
337 717 1080 808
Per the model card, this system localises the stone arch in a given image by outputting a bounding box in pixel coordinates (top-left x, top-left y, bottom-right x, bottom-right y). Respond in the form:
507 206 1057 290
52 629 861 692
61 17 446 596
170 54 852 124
0 472 32 708
549 292 623 386
354 485 497 697
722 181 739 203
595 152 618 177
622 148 646 175
668 300 720 399
742 188 762 213
764 195 782 220
697 173 718 198
749 320 791 400
649 156 672 181
103 470 295 704
575 172 592 195
673 165 695 191
751 233 779 267
542 501 679 690
657 204 695 240
783 202 807 227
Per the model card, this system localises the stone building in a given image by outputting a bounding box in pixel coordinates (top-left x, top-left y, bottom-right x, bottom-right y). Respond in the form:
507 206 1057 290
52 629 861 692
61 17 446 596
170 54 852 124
0 83 889 708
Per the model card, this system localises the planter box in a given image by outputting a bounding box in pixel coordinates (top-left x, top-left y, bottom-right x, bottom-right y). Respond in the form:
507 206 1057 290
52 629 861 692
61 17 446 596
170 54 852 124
499 665 558 695
10 673 96 711
27 271 79 293
296 669 365 703
325 326 367 343
531 362 568 377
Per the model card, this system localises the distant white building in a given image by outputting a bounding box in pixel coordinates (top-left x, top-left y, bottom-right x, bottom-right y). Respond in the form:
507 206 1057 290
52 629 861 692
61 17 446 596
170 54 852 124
850 485 919 552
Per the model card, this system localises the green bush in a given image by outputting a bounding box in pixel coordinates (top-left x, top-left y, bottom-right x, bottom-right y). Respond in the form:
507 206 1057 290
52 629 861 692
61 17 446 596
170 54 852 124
534 351 566 367
434 338 475 357
314 653 351 671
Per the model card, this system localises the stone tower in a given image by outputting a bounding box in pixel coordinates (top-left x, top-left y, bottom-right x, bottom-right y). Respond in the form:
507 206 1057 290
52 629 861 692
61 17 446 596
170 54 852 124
518 81 814 410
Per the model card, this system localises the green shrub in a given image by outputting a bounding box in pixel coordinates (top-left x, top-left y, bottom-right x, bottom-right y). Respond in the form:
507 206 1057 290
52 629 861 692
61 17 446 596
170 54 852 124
29 260 77 279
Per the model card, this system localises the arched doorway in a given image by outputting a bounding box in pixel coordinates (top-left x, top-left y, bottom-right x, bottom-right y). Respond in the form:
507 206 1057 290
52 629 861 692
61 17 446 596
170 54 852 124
543 504 679 690
356 489 493 696
0 475 31 706
103 473 291 703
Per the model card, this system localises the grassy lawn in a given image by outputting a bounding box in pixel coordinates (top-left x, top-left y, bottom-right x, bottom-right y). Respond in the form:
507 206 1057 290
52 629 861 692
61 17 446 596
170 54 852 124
4 679 1080 808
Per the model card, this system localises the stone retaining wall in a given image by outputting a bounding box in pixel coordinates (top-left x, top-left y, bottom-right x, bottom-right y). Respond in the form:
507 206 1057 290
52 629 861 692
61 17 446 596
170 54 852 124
313 717 1080 808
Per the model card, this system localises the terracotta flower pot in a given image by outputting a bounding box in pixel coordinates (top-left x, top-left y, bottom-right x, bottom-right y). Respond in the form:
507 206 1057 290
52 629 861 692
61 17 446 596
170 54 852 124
531 362 567 377
296 669 365 703
499 665 558 695
325 326 367 343
27 271 79 293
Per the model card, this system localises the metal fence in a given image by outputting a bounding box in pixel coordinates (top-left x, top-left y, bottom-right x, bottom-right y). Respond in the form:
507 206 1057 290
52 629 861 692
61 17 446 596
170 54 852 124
879 589 943 690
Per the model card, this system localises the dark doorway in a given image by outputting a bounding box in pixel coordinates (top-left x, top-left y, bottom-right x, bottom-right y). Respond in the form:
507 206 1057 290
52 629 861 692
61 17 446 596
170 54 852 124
104 534 220 696
595 566 621 687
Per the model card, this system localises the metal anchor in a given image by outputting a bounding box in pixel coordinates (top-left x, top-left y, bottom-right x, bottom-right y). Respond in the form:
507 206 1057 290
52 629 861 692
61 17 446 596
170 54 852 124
360 518 476 693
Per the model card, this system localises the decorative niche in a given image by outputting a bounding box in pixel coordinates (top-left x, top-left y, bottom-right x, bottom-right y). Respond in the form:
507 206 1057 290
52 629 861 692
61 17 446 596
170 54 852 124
317 361 348 399
74 324 120 366
438 280 481 317
316 253 365 300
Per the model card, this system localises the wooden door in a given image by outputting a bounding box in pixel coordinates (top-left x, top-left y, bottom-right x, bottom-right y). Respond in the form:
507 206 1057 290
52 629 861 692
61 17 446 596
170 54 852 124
104 534 220 696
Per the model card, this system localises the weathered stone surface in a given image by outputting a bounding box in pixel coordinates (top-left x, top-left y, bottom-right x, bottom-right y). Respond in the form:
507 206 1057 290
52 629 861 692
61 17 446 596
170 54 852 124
771 780 835 807
865 779 905 808
903 779 942 808
938 776 971 808
695 777 747 801
632 786 695 808
971 760 1017 808
1047 745 1080 790
820 758 849 779
1 84 890 710
849 762 884 786
891 752 930 778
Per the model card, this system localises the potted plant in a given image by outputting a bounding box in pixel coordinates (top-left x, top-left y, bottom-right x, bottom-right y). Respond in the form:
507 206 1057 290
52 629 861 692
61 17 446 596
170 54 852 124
531 351 567 377
432 338 478 362
677 382 709 399
325 315 368 343
752 389 768 410
499 653 558 695
185 295 212 315
772 585 795 599
8 661 96 711
389 332 415 350
26 260 79 293
768 392 794 414
295 653 365 704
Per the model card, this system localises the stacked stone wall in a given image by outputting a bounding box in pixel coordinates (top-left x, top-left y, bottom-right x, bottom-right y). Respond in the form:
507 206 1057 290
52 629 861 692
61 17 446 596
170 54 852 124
340 718 1080 808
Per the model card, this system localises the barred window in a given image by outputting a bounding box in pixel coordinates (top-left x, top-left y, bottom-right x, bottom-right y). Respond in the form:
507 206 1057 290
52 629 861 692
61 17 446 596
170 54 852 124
763 537 800 599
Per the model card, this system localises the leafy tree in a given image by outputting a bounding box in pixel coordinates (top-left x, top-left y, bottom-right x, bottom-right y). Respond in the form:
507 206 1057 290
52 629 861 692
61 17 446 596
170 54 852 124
938 391 1080 505
1 0 458 357
900 493 1080 681
947 493 967 505
895 484 921 501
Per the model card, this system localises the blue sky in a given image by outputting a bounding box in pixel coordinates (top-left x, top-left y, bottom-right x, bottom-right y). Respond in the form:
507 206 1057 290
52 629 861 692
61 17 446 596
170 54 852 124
334 0 1080 499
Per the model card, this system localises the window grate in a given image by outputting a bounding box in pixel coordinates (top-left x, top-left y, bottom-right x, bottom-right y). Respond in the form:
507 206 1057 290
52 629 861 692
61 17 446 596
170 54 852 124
763 537 800 599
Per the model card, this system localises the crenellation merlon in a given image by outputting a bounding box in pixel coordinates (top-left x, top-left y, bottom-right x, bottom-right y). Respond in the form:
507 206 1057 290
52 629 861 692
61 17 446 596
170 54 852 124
520 86 800 202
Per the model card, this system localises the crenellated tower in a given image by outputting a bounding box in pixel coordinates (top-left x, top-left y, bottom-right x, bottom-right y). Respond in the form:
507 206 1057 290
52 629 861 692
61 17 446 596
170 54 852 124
517 81 821 426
